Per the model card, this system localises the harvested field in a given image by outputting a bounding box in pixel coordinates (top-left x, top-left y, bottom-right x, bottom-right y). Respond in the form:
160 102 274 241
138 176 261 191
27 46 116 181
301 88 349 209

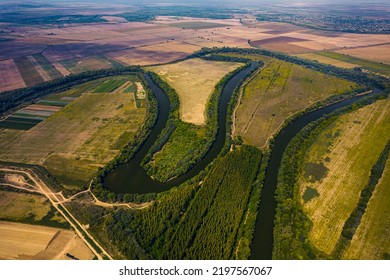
60 57 114 74
297 53 358 68
0 76 146 191
0 221 93 260
336 44 390 65
251 36 309 45
316 51 390 76
170 21 230 29
107 41 201 66
0 59 26 93
257 42 313 54
27 55 51 82
0 40 47 61
32 54 62 79
298 98 390 255
234 56 357 148
343 159 390 259
149 58 243 125
14 56 44 87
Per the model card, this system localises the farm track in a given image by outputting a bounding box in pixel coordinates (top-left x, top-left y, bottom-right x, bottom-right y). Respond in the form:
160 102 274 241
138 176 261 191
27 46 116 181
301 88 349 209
0 167 116 260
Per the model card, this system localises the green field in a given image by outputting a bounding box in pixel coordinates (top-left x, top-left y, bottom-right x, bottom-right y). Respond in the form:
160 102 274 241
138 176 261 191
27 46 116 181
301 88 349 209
316 51 390 76
298 98 390 255
14 57 44 87
0 188 69 228
344 158 390 259
0 75 146 194
234 56 358 148
92 79 126 93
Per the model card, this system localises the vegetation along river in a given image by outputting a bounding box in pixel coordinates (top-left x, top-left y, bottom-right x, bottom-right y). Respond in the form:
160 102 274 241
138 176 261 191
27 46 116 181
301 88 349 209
104 62 259 194
104 61 380 259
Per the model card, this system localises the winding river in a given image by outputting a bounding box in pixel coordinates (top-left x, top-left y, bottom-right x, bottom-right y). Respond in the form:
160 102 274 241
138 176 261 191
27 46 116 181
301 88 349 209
104 62 259 194
104 59 380 259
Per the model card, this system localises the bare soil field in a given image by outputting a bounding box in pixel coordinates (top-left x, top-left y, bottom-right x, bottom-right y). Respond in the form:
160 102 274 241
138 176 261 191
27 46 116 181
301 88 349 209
251 36 310 45
14 56 44 87
336 44 390 65
234 56 356 148
298 98 390 255
0 221 94 260
343 159 390 259
0 59 26 93
107 41 201 66
149 58 243 125
0 76 145 190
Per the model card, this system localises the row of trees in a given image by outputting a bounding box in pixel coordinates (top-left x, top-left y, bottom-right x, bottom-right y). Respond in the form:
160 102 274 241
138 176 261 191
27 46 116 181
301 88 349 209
103 145 262 259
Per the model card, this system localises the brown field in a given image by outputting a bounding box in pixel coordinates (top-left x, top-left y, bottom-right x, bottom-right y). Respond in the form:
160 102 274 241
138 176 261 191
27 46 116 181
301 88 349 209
336 44 390 65
0 17 389 92
343 159 390 259
298 98 390 255
27 56 51 82
14 57 44 87
0 59 26 93
297 53 358 68
149 58 243 124
0 221 94 260
107 41 201 66
257 43 313 54
251 36 310 45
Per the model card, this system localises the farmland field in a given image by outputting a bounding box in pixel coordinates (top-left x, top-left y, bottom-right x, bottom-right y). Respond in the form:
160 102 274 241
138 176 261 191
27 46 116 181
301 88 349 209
298 98 390 255
0 76 145 192
148 58 243 125
14 57 44 87
0 221 94 260
297 53 358 69
343 159 390 259
234 56 357 148
169 21 229 29
0 189 68 228
335 44 390 66
315 51 390 76
0 59 26 93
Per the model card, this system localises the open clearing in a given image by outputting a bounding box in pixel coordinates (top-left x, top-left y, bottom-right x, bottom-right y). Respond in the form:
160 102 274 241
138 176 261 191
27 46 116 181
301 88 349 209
148 58 243 125
234 55 357 148
343 159 390 259
0 221 94 260
298 98 390 255
0 76 145 191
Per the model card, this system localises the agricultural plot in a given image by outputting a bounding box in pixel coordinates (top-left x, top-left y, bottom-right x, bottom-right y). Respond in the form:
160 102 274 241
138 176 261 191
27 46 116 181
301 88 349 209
336 44 390 66
31 54 62 79
298 98 390 255
343 159 390 259
0 189 68 228
14 56 44 87
0 59 26 93
0 76 145 192
148 58 243 125
297 53 358 69
169 21 230 29
234 56 357 148
60 57 115 74
315 51 390 76
0 221 94 260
